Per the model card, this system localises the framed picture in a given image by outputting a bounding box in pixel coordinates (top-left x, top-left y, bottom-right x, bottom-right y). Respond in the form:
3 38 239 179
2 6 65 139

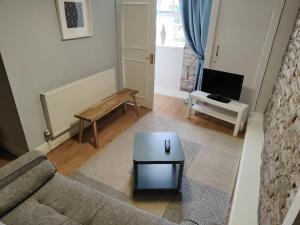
56 0 93 40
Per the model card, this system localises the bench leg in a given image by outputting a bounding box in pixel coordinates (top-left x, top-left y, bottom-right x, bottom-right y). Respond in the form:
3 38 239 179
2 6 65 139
92 121 99 148
177 161 184 192
132 96 139 115
79 119 84 143
123 102 127 113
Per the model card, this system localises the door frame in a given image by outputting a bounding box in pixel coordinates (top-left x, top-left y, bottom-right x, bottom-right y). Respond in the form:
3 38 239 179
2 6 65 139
204 0 222 69
115 0 221 104
115 0 156 109
115 0 124 91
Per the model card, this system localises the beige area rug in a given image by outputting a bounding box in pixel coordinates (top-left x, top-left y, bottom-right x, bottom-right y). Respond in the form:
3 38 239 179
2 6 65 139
70 113 244 225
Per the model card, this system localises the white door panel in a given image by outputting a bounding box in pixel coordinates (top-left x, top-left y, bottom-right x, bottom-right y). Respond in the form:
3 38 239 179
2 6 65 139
123 4 148 48
119 0 156 108
124 59 148 98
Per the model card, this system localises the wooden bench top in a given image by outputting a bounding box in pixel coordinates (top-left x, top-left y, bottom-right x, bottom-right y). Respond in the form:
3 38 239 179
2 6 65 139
74 88 138 122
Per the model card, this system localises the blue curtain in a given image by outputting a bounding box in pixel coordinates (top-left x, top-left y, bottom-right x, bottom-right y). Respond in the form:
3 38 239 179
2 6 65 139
180 0 212 91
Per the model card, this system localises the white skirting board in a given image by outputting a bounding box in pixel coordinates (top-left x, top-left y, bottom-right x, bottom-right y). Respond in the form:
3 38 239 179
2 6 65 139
228 112 264 225
34 124 81 154
48 122 89 150
34 142 50 155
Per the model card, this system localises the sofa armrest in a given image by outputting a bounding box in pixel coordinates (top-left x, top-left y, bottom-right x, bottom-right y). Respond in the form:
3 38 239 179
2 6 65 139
0 150 57 217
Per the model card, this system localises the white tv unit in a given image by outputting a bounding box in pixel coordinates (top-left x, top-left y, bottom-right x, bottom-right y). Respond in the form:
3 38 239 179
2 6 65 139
186 91 249 136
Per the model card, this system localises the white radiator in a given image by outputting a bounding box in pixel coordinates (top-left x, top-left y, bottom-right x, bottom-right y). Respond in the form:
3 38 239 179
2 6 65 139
41 68 116 138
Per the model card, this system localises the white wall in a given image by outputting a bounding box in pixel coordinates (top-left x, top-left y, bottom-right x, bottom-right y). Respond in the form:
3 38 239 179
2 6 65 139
154 45 187 98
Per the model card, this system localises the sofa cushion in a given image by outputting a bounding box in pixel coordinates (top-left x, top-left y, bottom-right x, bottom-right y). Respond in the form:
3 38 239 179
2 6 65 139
1 174 175 225
89 199 173 225
0 160 56 217
33 174 108 224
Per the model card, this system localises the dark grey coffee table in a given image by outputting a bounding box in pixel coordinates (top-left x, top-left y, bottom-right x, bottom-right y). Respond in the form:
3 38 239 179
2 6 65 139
133 132 185 192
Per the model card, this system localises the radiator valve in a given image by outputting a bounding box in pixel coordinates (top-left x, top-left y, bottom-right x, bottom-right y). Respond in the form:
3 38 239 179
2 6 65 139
44 129 51 140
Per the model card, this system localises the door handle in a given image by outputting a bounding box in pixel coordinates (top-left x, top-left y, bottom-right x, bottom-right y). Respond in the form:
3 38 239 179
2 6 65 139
146 54 155 64
215 45 220 57
213 45 220 63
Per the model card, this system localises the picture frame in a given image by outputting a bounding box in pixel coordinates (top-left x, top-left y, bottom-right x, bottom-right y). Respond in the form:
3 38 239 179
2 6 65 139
56 0 93 40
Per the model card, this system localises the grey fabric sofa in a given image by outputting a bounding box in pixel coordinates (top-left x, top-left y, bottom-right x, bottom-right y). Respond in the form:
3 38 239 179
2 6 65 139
0 151 183 225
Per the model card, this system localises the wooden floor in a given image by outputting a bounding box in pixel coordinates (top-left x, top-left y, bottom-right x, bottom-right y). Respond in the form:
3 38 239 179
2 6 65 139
0 94 244 174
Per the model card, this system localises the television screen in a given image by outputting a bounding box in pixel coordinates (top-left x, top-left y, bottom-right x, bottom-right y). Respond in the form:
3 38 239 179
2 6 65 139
201 69 244 100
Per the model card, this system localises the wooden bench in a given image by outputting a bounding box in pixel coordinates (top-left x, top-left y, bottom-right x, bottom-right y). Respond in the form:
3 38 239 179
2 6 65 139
74 88 139 148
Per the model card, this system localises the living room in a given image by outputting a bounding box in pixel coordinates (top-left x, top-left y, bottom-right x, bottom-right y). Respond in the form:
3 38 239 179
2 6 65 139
0 0 300 225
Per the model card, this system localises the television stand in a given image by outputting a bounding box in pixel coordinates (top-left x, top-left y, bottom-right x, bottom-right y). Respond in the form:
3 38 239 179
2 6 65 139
207 94 231 103
186 91 249 136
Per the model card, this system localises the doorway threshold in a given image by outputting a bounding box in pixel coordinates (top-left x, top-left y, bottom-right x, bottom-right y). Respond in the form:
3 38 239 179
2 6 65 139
154 86 189 99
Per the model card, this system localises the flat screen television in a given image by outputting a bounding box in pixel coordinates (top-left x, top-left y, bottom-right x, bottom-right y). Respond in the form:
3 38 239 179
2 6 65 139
201 69 244 102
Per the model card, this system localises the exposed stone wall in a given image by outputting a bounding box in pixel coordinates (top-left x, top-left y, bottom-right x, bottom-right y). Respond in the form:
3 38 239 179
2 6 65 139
259 10 300 225
180 44 197 92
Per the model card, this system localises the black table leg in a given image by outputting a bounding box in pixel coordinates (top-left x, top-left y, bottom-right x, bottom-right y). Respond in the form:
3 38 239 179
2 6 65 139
177 161 184 192
134 162 138 191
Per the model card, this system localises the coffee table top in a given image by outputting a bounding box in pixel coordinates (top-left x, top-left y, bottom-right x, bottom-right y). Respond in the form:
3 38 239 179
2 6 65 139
133 132 185 163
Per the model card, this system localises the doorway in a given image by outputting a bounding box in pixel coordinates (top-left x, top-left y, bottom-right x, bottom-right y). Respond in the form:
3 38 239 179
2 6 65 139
154 0 189 100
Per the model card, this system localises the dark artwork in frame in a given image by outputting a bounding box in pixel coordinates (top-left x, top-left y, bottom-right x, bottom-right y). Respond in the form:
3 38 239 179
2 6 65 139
64 2 84 28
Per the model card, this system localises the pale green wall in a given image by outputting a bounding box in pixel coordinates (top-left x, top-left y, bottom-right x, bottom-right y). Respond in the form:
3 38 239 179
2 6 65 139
0 0 118 150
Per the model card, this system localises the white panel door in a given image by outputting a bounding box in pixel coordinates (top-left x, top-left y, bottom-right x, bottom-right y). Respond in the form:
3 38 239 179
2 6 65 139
119 0 156 109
